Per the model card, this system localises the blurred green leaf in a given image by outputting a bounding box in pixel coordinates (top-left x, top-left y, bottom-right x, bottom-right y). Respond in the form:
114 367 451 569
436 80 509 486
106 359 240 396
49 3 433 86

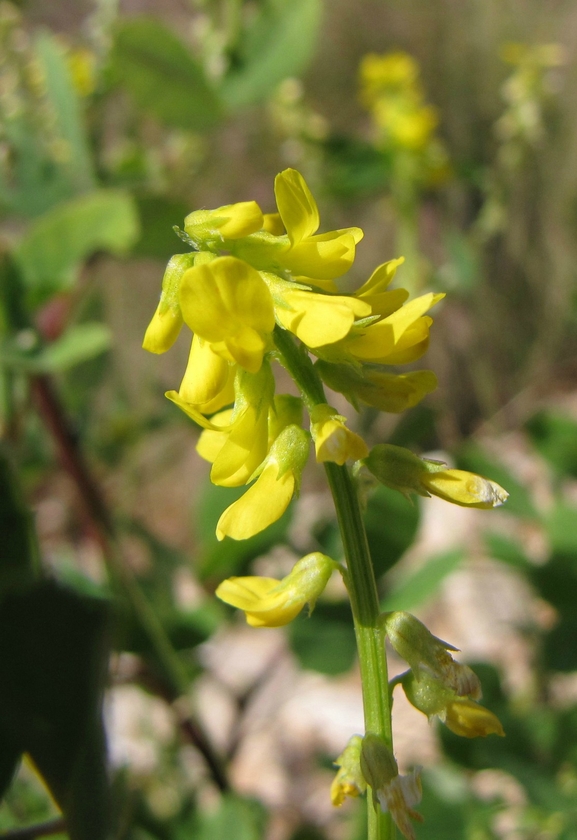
365 484 420 579
221 0 323 108
15 190 139 307
0 581 111 840
485 532 531 570
111 18 222 131
39 324 111 372
180 794 267 840
289 602 356 675
35 32 95 195
456 442 537 519
381 548 464 612
133 197 191 259
323 136 391 199
525 410 577 479
545 502 577 556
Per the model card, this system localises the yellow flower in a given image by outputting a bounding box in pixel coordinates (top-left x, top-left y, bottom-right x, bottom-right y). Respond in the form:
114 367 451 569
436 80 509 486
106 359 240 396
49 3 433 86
359 52 421 107
331 736 367 806
402 671 505 739
364 444 509 510
142 253 196 353
444 698 505 739
310 404 368 465
197 363 275 487
263 273 371 348
341 292 444 365
216 424 309 541
232 169 363 281
420 469 509 509
184 201 264 245
215 552 335 627
316 361 437 414
179 256 275 373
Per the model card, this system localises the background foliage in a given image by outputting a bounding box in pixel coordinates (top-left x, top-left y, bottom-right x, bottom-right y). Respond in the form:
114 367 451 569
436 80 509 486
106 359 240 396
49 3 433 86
1 1 577 838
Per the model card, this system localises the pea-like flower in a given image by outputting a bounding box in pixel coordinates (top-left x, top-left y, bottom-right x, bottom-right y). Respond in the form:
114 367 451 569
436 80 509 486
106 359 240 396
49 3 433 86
184 200 264 245
142 253 196 353
364 444 509 509
316 361 437 414
179 256 275 374
196 363 275 487
310 404 369 465
215 551 335 627
402 671 505 739
216 424 310 541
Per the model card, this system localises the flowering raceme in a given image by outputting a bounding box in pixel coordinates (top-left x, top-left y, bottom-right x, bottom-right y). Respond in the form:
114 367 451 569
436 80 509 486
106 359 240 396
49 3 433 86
143 167 450 543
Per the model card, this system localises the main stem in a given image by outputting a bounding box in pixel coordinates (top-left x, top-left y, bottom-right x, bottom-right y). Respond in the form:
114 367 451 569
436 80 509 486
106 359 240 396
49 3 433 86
273 328 394 840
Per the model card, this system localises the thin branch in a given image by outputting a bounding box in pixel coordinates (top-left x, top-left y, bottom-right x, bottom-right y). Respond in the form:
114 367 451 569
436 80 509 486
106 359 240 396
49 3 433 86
31 374 229 792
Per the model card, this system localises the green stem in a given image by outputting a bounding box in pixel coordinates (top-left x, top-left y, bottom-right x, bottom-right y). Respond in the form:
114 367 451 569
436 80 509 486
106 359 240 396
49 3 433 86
274 328 394 840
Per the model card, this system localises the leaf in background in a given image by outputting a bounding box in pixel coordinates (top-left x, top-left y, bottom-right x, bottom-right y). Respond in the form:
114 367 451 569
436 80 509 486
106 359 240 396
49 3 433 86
38 323 112 372
381 548 463 612
289 602 356 676
0 581 111 840
545 502 577 556
525 410 577 479
364 484 420 579
110 18 222 131
133 197 191 259
180 794 267 840
221 0 323 109
34 32 96 195
15 189 139 308
456 442 537 519
485 532 531 570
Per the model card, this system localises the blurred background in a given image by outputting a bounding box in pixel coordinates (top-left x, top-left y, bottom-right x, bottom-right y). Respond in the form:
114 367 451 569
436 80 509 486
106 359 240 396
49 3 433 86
2 1 577 838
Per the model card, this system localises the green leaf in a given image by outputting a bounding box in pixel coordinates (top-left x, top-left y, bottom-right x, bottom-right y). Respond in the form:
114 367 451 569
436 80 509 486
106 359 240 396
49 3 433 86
364 484 420 579
133 197 191 259
525 410 577 479
289 602 356 675
15 190 139 308
34 32 95 195
39 323 112 372
545 502 577 556
221 0 323 108
381 548 464 612
485 532 531 570
181 794 267 840
0 582 111 840
110 18 222 131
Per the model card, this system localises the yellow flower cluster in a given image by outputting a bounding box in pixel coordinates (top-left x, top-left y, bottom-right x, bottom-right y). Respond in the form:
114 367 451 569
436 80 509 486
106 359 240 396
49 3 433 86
359 51 449 184
144 169 443 542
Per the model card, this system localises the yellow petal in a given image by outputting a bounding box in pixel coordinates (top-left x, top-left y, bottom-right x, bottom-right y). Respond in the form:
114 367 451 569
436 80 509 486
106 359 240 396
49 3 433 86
184 201 264 240
310 404 368 465
355 257 405 296
274 168 320 243
216 462 295 541
165 390 233 431
211 405 269 487
142 303 183 354
282 229 363 280
179 335 232 405
276 290 371 347
179 257 275 372
196 409 233 463
421 469 509 509
445 699 505 738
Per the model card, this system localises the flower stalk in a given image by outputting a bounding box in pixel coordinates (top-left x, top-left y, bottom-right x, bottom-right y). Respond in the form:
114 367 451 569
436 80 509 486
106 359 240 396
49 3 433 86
273 326 394 840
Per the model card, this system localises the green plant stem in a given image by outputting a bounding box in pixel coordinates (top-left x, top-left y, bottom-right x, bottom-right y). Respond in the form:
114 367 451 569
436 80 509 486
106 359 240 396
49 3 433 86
274 327 394 840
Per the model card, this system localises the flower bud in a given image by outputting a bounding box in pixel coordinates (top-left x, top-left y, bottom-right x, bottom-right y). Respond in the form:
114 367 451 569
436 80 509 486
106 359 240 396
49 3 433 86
184 201 264 243
142 253 196 353
364 444 508 509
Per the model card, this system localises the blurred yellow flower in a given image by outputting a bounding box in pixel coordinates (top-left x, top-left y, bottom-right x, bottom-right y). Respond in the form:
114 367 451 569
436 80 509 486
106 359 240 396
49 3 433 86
215 552 335 627
420 468 509 509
